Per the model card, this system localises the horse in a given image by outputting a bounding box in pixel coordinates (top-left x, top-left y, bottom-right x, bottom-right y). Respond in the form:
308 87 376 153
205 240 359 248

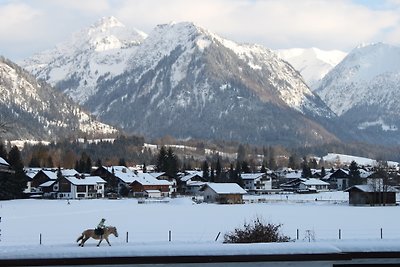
76 226 119 247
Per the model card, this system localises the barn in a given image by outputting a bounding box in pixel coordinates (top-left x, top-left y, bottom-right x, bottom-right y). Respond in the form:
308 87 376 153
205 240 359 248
345 184 397 206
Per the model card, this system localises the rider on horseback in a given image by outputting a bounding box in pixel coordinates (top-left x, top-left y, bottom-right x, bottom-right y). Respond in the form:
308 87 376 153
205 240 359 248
95 218 106 236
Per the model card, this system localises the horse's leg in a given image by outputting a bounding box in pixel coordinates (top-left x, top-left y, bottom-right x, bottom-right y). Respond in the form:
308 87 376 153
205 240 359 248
81 235 89 247
105 237 111 246
77 234 83 246
97 237 103 247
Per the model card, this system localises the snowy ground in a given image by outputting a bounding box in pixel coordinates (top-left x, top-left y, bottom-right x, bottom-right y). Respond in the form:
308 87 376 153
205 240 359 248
1 191 400 260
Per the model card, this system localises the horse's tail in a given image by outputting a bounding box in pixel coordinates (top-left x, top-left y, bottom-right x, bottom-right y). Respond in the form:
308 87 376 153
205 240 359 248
76 233 84 243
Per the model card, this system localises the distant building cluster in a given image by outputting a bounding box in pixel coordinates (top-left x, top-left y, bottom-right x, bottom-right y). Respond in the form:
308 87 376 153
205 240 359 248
11 156 398 206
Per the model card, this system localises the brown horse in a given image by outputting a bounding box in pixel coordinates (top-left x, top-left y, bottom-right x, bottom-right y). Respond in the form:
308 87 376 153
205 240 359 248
76 226 118 247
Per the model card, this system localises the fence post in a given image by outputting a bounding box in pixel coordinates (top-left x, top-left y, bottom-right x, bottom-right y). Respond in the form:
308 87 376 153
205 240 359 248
126 231 129 243
0 216 2 242
215 232 221 242
296 229 299 240
338 229 341 240
169 230 171 242
39 233 42 245
381 228 383 239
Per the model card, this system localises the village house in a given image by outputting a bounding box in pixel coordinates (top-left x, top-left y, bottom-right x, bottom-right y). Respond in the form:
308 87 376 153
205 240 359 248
280 178 329 193
129 172 172 198
322 168 350 190
200 183 247 204
241 173 273 194
178 171 206 194
345 183 397 206
91 165 127 192
148 172 177 196
29 169 58 194
57 176 106 199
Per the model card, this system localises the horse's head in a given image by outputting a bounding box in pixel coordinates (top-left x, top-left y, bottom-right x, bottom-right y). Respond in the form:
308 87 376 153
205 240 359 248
109 226 119 237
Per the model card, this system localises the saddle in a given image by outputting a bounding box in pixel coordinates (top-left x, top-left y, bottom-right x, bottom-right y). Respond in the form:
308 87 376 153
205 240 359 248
95 228 104 236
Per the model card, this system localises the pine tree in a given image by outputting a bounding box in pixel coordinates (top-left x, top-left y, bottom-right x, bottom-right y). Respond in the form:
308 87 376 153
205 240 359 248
241 161 251 173
215 157 222 181
348 160 360 186
321 166 326 178
260 164 267 173
166 148 178 178
156 146 167 172
210 166 215 182
301 158 312 178
202 161 209 181
3 146 27 199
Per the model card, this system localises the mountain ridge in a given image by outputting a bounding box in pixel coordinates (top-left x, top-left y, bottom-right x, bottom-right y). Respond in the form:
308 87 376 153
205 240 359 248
21 17 341 146
0 56 118 141
315 42 400 145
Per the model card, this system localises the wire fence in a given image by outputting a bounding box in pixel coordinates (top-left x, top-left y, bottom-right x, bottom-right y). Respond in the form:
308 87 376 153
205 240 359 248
2 226 400 246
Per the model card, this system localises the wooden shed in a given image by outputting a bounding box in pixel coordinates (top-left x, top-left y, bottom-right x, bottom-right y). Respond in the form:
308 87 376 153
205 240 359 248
345 184 397 206
200 183 247 204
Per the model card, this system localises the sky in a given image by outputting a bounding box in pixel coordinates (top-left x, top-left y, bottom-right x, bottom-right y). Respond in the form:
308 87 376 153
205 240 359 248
1 0 400 61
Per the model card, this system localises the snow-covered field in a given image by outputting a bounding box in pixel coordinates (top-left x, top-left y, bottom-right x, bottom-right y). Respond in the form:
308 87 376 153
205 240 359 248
1 191 400 260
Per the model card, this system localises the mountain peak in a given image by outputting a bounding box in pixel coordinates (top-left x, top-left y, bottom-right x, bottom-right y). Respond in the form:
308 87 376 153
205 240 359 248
92 16 125 30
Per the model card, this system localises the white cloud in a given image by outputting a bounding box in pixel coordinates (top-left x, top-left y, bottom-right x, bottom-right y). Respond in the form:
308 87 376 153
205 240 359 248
112 0 400 51
1 0 400 60
0 3 41 39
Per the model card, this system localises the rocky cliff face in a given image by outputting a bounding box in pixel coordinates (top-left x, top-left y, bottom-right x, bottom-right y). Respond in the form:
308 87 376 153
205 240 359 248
316 43 400 145
22 18 339 146
0 56 117 140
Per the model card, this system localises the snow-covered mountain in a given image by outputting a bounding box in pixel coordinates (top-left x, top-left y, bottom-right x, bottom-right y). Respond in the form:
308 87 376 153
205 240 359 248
22 16 147 105
0 56 118 140
277 48 346 89
315 43 400 144
22 17 341 145
85 21 338 145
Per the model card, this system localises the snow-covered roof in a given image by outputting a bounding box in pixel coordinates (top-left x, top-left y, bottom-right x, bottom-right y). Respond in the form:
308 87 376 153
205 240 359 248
115 172 136 184
284 172 302 179
148 172 166 178
65 176 106 185
301 178 329 186
180 171 203 182
186 181 206 187
241 173 264 180
345 184 398 193
39 180 56 187
61 169 79 177
104 166 135 175
203 183 247 195
133 173 172 186
0 157 9 166
41 170 58 180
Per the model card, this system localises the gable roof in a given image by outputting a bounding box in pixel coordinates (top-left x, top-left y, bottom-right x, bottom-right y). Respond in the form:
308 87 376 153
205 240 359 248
39 170 58 180
132 173 172 186
61 169 79 177
180 171 203 182
300 178 330 186
241 173 265 180
65 176 106 186
345 184 398 193
0 157 9 166
202 183 247 195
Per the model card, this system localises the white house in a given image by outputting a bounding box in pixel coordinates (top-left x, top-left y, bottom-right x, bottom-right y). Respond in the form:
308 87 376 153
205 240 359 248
241 173 272 193
201 183 247 204
59 176 106 199
298 178 330 192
